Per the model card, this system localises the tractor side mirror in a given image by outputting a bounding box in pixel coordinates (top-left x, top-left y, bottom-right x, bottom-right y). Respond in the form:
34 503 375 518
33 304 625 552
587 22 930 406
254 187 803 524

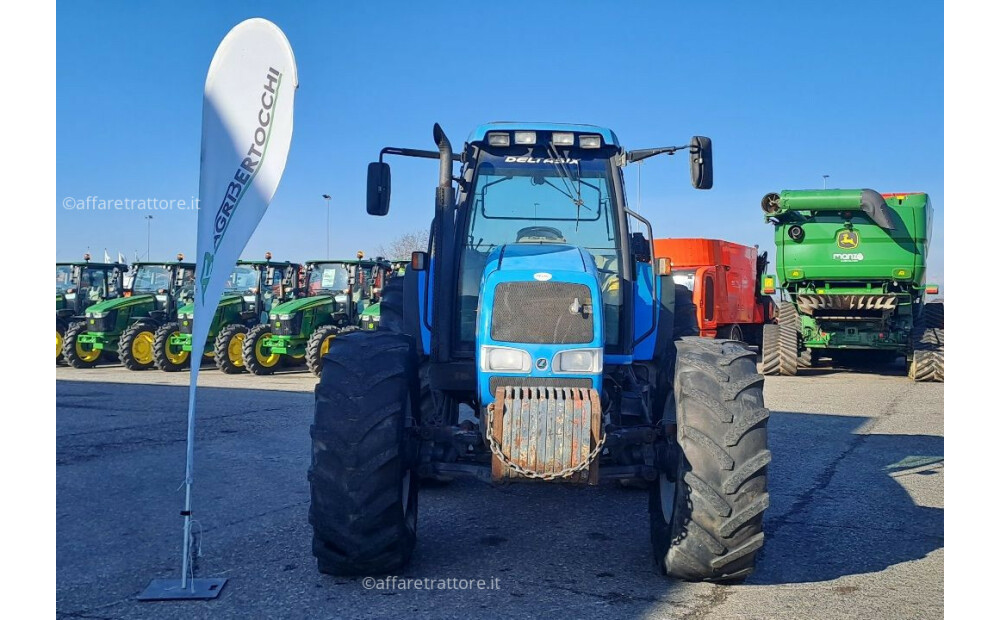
367 162 391 216
690 136 713 190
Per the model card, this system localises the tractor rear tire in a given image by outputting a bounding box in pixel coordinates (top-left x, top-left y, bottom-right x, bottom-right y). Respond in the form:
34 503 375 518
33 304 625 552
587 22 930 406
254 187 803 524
760 324 780 375
378 277 405 334
243 324 283 376
153 322 190 372
214 324 249 374
674 284 700 338
309 331 419 575
651 337 770 582
119 322 158 371
62 321 101 369
307 325 353 377
57 318 70 363
777 302 799 376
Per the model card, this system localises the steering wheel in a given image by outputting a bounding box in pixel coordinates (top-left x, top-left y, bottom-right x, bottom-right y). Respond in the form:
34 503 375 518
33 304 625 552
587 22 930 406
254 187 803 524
515 226 566 243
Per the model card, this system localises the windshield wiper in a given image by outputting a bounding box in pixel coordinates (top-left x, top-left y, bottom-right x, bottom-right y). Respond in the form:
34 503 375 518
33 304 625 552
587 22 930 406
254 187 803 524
545 143 590 230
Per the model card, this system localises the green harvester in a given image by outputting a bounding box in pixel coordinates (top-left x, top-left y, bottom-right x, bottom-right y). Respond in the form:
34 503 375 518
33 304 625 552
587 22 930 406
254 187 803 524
760 189 943 381
62 257 196 370
153 257 303 372
243 255 391 376
56 255 128 362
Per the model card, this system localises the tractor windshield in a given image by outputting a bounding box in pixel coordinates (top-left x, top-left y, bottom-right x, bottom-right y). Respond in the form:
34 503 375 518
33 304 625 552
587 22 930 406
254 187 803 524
307 263 350 295
132 266 171 294
224 265 261 294
56 265 74 293
460 147 623 347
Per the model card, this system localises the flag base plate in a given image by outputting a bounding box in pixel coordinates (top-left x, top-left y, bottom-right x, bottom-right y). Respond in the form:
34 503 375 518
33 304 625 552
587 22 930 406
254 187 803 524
137 578 228 601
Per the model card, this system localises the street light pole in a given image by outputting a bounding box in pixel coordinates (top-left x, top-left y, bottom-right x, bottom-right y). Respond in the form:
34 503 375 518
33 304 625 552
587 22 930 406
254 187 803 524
322 194 331 257
145 215 154 260
822 174 830 190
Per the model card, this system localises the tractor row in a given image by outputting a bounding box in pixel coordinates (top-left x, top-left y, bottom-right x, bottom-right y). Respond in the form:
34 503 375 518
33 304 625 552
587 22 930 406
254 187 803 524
56 253 401 377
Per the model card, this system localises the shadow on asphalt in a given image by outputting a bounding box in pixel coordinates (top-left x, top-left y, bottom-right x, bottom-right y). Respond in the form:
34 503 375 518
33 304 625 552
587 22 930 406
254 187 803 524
749 412 943 585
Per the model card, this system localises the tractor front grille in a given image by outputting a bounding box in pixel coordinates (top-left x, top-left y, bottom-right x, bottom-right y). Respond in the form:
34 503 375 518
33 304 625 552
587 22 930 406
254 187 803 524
491 282 593 344
179 318 193 334
271 314 302 336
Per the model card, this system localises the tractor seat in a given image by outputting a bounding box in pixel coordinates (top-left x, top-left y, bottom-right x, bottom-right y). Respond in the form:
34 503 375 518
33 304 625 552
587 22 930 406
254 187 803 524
515 226 566 244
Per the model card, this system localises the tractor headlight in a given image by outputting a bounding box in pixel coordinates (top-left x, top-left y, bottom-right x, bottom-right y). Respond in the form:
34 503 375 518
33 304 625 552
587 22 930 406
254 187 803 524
89 311 106 319
553 348 603 373
179 313 193 320
65 293 77 300
480 346 531 373
278 314 293 321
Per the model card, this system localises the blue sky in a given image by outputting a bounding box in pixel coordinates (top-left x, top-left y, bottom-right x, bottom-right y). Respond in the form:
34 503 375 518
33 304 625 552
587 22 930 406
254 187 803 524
56 0 943 284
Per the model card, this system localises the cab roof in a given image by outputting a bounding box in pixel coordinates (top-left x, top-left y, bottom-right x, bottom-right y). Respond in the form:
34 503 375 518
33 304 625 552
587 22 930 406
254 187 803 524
57 262 128 268
468 122 619 147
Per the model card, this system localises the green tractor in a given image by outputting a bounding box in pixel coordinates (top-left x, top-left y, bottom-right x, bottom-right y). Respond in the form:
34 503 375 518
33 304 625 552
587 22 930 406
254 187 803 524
243 255 391 376
152 257 304 372
62 256 197 370
359 259 407 331
759 189 942 381
56 255 127 362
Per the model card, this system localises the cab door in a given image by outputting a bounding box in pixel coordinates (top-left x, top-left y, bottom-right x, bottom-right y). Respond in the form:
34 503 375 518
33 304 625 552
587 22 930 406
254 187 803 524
692 265 718 338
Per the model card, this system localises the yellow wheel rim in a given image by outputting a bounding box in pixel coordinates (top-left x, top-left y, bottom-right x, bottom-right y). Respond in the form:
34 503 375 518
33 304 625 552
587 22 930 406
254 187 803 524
228 332 246 367
131 331 155 365
320 334 336 357
56 330 63 359
75 336 101 363
164 331 190 365
254 332 280 367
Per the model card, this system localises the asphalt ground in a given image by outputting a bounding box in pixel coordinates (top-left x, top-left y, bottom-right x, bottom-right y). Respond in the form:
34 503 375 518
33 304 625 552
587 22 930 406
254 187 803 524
56 359 943 619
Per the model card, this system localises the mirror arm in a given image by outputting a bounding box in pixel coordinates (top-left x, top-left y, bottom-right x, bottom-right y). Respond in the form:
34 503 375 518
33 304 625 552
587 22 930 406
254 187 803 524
626 145 689 164
378 146 440 163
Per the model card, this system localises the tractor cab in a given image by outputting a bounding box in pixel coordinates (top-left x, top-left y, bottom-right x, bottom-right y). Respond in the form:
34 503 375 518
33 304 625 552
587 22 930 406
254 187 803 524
128 259 197 316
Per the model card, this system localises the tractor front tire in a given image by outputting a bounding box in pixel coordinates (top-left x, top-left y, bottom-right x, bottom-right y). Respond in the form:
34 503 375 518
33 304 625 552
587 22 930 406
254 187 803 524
651 337 770 582
777 302 799 376
243 324 283 376
57 318 70 363
62 321 101 369
119 322 158 371
153 322 190 372
214 324 249 374
307 325 348 377
309 331 419 575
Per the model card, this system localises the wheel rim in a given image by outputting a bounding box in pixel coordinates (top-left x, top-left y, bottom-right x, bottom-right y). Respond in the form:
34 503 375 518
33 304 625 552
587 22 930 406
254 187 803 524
320 333 336 357
165 331 190 365
75 336 101 363
56 330 63 359
730 324 743 341
131 331 155 364
228 332 246 367
254 333 280 367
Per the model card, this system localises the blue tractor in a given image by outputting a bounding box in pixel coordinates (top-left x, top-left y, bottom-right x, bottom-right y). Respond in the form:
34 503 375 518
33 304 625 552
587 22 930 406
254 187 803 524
309 123 770 581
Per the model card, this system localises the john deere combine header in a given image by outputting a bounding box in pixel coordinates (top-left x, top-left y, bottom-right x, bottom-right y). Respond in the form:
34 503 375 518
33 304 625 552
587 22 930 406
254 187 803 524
152 257 303 372
759 189 942 381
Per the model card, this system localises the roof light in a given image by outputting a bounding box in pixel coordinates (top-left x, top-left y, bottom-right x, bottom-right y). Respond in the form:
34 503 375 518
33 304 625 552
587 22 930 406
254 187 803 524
177 253 184 261
552 132 574 146
83 253 91 262
514 131 536 145
926 285 939 295
579 135 602 149
265 251 272 260
487 132 510 147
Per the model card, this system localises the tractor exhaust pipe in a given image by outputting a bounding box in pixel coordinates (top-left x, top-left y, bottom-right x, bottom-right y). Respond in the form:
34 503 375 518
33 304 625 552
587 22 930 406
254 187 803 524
433 123 453 190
